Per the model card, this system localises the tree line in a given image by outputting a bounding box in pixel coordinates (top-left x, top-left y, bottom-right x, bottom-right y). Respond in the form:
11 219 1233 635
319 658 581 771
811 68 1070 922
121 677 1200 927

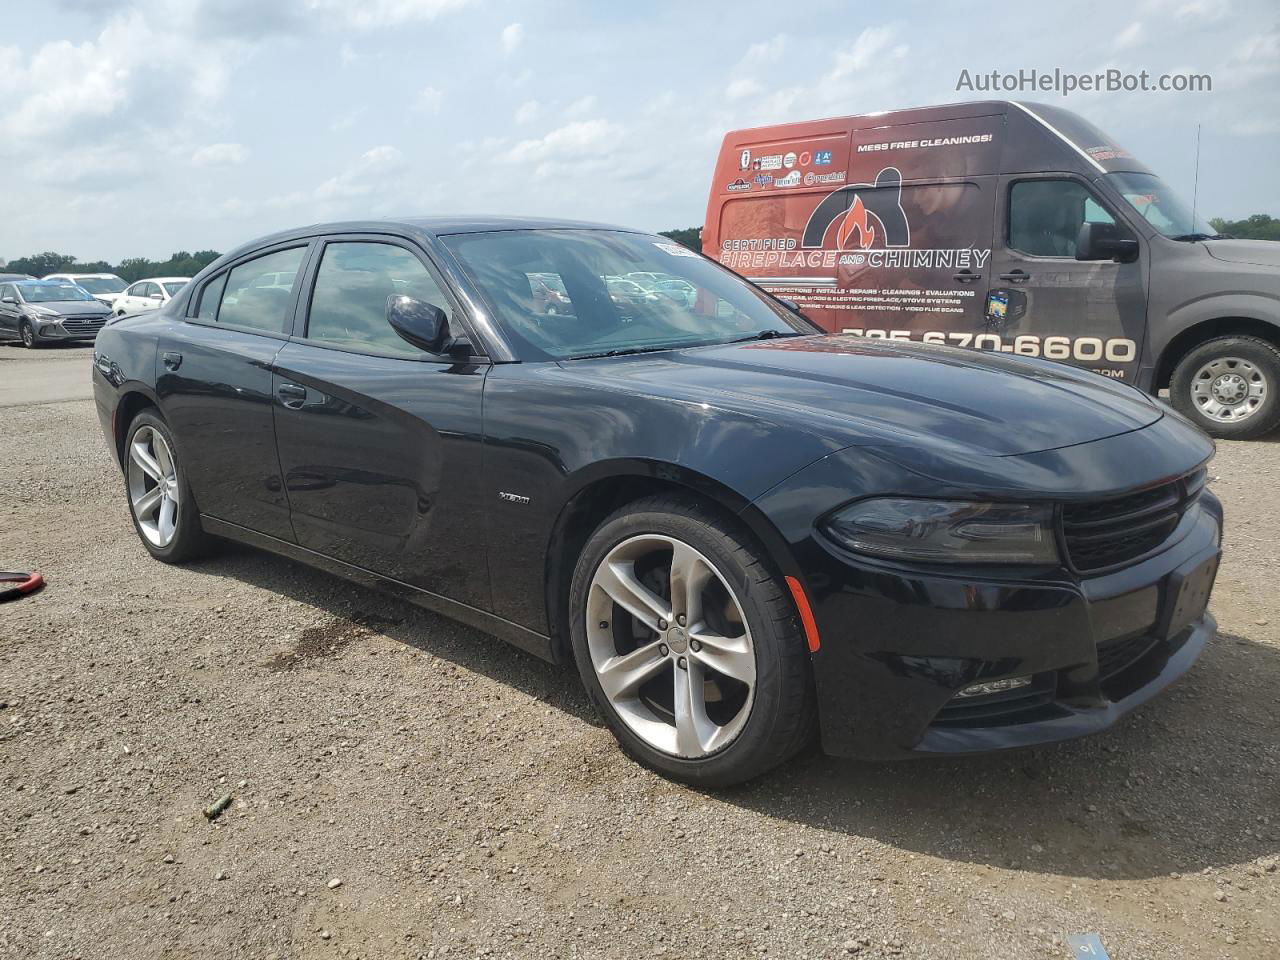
3 250 222 283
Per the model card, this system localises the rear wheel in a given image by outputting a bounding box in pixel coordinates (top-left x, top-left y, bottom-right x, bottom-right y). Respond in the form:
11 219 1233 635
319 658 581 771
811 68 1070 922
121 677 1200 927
569 495 815 787
123 410 215 563
1170 336 1280 439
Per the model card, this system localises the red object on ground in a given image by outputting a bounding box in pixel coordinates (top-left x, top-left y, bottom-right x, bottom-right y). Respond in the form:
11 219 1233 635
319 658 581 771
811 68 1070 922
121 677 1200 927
0 570 45 603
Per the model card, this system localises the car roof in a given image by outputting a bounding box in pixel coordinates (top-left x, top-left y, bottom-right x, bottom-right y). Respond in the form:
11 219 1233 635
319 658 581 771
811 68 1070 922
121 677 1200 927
45 272 121 279
18 278 78 285
236 215 646 251
139 276 192 283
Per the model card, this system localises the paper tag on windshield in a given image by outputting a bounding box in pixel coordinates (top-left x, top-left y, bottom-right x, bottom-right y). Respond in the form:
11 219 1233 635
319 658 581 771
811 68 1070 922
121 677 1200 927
653 242 699 258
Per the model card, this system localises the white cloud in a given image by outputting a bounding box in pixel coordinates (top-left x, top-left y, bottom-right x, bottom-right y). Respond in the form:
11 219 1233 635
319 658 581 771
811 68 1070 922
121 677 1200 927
309 0 478 29
828 26 907 82
191 142 248 167
726 78 762 101
339 41 357 65
515 99 540 124
416 85 444 113
501 22 523 55
314 145 406 201
1113 22 1144 50
565 94 597 117
506 119 621 166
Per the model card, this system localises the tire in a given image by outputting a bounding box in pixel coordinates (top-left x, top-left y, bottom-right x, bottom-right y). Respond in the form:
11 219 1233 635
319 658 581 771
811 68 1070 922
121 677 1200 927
1169 336 1280 440
122 410 215 563
19 321 40 349
569 494 816 787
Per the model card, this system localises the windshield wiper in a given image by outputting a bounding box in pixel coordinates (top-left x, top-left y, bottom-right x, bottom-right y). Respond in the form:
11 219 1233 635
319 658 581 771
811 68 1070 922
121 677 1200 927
724 329 799 344
1170 232 1227 242
565 345 676 361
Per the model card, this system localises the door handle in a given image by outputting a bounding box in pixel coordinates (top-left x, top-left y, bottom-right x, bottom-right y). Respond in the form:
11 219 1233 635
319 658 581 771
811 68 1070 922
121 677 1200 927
952 269 980 283
277 383 307 409
162 351 182 370
999 270 1031 282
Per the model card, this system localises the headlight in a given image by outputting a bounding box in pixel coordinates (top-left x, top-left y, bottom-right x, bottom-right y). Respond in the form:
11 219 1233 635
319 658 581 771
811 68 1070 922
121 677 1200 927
822 498 1059 564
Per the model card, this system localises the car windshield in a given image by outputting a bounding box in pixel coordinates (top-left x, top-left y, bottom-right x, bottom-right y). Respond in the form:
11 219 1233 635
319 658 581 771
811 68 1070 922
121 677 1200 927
1104 172 1218 239
442 229 806 360
74 277 126 294
20 282 96 303
162 281 188 297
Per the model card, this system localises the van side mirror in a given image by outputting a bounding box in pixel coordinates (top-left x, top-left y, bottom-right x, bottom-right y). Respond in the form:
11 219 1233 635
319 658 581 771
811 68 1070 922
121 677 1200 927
1076 222 1139 263
387 295 456 355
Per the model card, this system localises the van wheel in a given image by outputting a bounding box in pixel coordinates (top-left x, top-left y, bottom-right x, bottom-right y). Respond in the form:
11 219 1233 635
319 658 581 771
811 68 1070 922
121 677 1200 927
568 495 816 787
1170 336 1280 440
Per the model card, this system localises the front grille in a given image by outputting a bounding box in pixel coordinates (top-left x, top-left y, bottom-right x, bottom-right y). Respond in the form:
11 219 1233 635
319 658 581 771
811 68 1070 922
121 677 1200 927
1061 468 1206 573
60 316 107 335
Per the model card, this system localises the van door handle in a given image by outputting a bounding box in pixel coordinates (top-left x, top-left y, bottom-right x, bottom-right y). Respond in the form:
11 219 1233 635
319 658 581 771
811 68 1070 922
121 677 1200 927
277 383 307 409
999 270 1031 282
952 269 980 283
162 351 182 370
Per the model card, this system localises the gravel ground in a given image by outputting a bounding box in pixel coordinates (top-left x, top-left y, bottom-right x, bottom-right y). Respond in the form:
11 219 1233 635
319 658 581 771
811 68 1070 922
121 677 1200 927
2 344 1278 960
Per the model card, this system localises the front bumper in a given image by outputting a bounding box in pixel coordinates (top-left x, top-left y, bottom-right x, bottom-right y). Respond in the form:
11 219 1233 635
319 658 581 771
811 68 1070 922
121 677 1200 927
786 492 1222 761
31 317 107 341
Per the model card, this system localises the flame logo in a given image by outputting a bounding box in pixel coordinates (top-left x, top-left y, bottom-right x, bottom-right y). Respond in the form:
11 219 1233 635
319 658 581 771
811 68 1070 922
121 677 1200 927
836 195 876 250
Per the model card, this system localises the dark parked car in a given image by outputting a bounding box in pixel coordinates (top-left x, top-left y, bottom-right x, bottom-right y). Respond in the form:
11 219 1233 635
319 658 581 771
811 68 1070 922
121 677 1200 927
91 217 1222 786
0 279 112 347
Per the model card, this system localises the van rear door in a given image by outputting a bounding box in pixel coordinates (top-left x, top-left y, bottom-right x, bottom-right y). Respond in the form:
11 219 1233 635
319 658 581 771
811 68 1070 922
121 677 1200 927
712 112 1002 348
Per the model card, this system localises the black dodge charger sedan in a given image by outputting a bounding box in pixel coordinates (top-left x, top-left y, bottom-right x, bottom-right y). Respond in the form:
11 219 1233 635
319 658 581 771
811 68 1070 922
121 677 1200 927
91 217 1222 786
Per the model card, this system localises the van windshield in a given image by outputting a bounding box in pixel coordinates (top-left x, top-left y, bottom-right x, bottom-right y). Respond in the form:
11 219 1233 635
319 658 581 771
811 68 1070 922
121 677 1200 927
1105 172 1218 240
442 229 807 361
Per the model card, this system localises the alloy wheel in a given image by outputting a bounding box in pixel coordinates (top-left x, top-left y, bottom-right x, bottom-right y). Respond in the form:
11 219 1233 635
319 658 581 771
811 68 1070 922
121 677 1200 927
585 534 757 758
1191 356 1267 423
20 323 34 348
126 425 180 547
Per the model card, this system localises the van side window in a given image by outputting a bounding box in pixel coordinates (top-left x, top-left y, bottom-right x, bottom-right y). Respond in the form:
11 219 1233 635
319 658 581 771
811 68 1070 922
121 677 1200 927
1009 180 1115 258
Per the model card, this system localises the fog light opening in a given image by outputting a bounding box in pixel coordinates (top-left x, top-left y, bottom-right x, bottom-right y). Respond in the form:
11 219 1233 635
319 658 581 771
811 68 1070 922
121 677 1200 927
957 675 1033 699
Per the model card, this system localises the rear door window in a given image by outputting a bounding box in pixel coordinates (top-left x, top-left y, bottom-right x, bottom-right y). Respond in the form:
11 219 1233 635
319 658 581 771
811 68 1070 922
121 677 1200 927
217 247 306 333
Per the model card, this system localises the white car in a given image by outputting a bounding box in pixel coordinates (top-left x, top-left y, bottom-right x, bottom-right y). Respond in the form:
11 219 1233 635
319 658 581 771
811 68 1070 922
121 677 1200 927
112 277 191 316
43 273 127 308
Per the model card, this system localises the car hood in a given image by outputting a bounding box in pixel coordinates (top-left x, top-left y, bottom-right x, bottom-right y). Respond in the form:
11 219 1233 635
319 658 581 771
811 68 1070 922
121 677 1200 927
558 335 1163 458
1204 239 1280 268
29 300 111 316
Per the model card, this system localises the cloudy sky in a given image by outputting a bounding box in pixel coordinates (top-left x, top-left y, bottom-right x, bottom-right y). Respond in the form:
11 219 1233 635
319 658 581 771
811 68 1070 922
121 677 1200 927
2 0 1276 263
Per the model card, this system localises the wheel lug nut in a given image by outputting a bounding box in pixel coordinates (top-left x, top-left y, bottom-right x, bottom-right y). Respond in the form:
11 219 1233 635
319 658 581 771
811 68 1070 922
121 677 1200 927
659 643 669 657
599 621 609 629
676 614 686 626
657 619 667 630
690 639 701 652
677 656 687 670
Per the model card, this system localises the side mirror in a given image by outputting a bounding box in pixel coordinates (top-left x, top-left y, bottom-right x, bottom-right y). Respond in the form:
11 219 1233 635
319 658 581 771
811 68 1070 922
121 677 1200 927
1076 221 1139 263
387 295 456 355
1 296 15 304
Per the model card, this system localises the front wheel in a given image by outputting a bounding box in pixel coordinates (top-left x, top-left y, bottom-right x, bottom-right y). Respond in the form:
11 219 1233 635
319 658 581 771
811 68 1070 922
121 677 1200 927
569 495 815 787
19 321 39 349
1170 336 1280 440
